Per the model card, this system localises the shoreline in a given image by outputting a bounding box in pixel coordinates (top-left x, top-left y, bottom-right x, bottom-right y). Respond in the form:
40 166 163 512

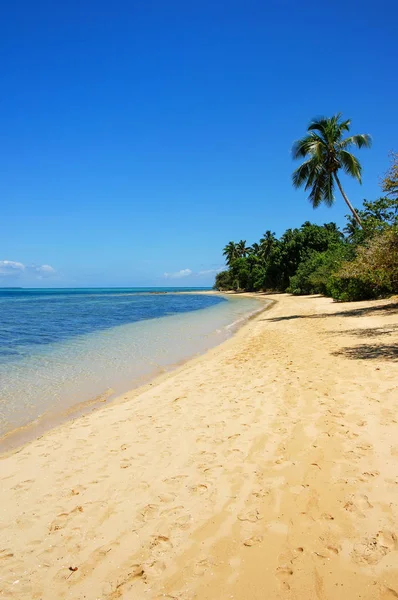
1 293 397 599
0 292 271 455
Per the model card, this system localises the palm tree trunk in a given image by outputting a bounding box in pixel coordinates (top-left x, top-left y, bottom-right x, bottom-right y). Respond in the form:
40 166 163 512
333 173 362 228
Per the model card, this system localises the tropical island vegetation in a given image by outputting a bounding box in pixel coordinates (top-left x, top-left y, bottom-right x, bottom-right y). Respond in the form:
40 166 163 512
215 115 398 301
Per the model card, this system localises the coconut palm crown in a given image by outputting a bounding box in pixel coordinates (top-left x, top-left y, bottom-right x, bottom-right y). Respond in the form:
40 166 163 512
222 241 238 266
292 114 371 227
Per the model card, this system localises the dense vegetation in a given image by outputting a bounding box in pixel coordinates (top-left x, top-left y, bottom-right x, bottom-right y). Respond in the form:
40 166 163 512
215 147 398 301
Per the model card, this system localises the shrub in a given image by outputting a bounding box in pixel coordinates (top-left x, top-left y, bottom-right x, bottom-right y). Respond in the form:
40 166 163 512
214 270 234 291
330 227 398 301
287 244 353 296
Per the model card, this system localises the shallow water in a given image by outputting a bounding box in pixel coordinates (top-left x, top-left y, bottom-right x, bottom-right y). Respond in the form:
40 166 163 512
0 289 264 436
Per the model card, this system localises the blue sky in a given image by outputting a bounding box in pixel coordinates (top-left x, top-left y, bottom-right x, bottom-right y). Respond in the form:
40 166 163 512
1 0 397 287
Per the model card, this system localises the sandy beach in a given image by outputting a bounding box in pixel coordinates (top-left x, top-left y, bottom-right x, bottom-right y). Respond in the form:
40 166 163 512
1 293 397 600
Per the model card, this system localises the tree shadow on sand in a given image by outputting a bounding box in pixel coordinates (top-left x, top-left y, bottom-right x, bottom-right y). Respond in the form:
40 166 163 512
332 344 398 361
327 324 398 339
262 300 398 362
262 302 398 323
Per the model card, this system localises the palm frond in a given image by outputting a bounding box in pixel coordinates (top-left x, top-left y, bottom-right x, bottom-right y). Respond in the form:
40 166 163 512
307 117 329 137
303 159 325 191
339 150 362 183
308 168 335 208
292 160 312 188
340 134 372 149
292 133 324 160
339 118 351 132
308 113 350 143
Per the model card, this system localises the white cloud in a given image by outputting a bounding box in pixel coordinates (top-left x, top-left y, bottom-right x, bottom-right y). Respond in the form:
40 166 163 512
0 260 25 276
34 264 56 274
0 260 56 279
164 268 192 279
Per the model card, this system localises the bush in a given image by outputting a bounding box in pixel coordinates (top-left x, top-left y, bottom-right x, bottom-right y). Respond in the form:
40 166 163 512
330 227 398 301
214 270 234 291
287 244 353 296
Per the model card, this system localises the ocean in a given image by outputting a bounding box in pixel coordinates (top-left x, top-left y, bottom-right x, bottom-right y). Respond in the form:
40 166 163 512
0 288 264 441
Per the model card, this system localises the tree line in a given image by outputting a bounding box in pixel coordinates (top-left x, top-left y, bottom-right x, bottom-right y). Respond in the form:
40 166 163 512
215 115 397 301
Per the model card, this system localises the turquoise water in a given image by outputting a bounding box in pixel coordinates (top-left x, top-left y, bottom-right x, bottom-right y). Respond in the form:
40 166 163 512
0 288 263 437
0 287 222 362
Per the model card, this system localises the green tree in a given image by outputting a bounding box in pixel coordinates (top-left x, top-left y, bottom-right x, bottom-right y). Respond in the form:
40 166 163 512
248 242 260 256
344 197 398 243
230 258 250 290
288 243 353 296
214 270 234 290
259 230 277 261
222 242 238 266
292 113 371 227
236 240 250 258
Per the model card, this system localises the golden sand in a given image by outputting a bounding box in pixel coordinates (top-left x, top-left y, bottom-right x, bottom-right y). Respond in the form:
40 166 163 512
1 293 397 599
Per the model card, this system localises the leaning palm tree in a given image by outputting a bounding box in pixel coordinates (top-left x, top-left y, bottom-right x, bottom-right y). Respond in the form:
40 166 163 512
292 114 371 227
222 241 238 266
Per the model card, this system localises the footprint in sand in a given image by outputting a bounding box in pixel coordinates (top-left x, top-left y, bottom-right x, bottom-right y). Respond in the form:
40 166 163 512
0 548 14 560
243 535 263 547
193 558 216 576
314 543 341 558
150 535 173 550
200 464 224 475
69 484 86 496
238 508 263 523
49 505 84 532
359 470 380 481
343 494 373 517
352 531 398 565
158 492 177 503
163 475 188 485
276 565 294 591
160 505 185 517
11 479 34 491
227 448 244 458
160 506 192 529
189 483 209 495
145 559 167 576
137 503 159 523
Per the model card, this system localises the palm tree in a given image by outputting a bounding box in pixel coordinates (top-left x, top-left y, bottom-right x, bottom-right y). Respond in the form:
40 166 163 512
222 241 238 266
259 230 276 261
236 240 250 258
248 242 260 256
292 114 371 227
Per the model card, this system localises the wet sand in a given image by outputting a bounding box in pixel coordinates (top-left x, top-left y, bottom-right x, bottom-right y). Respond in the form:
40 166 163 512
1 293 397 599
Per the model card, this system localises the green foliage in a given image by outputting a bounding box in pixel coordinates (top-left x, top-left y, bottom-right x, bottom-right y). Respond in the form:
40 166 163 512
217 222 346 293
344 197 398 243
214 270 234 291
287 244 353 296
292 113 371 226
330 227 398 301
222 242 238 266
216 155 396 303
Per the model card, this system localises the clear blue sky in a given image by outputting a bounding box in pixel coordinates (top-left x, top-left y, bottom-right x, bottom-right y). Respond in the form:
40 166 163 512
1 0 397 287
